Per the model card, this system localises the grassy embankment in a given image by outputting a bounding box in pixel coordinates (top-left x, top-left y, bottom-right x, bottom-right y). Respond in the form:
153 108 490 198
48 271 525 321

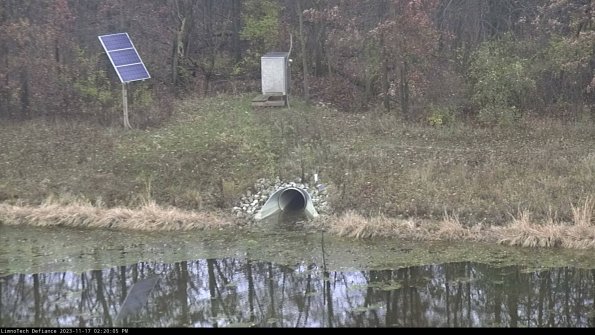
0 95 593 248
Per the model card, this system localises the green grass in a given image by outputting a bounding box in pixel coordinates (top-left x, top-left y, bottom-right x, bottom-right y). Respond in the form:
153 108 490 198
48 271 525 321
0 95 280 209
0 94 593 230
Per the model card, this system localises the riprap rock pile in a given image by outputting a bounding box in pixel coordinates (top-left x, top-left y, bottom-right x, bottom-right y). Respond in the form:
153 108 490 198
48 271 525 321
232 176 329 220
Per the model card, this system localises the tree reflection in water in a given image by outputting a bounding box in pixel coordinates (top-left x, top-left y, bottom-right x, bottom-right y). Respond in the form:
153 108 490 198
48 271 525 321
0 260 593 328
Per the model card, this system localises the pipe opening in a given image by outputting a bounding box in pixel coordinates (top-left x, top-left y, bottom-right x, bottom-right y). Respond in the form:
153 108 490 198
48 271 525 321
255 186 318 221
278 188 306 211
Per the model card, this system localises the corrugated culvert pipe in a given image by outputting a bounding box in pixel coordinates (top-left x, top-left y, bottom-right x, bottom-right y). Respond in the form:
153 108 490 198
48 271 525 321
255 187 319 221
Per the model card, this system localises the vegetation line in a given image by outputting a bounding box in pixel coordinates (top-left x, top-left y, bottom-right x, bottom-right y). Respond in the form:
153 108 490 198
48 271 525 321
1 197 593 250
321 197 594 250
0 201 233 232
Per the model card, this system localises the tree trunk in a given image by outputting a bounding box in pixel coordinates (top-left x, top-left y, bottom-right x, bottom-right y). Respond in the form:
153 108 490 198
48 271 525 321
94 270 113 327
400 60 409 119
19 69 30 119
33 273 41 324
232 0 241 63
203 0 214 96
313 0 327 77
177 261 189 326
589 269 595 327
172 16 186 86
297 0 310 103
381 36 390 114
246 260 255 322
119 266 127 304
207 259 218 328
0 40 8 118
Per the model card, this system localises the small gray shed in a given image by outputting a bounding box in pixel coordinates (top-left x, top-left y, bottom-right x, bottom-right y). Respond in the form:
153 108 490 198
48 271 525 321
260 52 290 95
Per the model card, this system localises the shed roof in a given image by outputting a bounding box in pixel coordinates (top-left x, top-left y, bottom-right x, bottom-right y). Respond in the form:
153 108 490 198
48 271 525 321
262 52 289 58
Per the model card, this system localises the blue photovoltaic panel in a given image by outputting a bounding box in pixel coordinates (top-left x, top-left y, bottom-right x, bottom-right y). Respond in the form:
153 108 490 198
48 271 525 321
109 49 141 67
118 64 150 83
100 33 133 51
98 32 150 83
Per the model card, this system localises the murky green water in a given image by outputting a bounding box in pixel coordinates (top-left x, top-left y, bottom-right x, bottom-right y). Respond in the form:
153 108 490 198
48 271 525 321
1 224 594 328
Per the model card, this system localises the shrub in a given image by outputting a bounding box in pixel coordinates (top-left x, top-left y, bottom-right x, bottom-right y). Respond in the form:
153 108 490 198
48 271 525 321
467 35 536 125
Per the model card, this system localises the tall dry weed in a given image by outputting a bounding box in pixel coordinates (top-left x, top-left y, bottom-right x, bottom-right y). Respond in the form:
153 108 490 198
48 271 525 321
435 210 473 241
496 210 559 248
571 196 594 227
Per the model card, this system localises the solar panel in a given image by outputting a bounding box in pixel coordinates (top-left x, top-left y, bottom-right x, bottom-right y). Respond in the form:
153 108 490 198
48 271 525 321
98 33 150 83
118 64 151 83
109 49 141 66
100 33 133 51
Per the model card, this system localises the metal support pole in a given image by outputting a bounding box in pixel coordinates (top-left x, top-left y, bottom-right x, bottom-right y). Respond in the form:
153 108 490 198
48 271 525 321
122 83 131 129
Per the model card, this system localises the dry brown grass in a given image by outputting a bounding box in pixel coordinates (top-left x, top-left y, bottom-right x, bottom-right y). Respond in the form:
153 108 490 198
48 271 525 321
481 200 595 249
563 196 595 249
1 195 593 250
495 210 564 248
434 210 483 242
325 210 424 239
571 196 594 227
326 210 490 242
327 198 595 250
0 199 234 231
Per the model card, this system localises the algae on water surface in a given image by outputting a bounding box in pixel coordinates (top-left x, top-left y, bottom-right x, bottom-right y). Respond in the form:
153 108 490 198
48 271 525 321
1 224 594 277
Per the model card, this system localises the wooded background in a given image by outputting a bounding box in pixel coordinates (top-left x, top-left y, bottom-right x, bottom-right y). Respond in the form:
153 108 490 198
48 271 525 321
1 0 593 126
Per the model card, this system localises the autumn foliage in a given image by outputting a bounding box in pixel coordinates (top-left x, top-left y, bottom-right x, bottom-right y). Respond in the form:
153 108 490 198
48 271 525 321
0 0 593 125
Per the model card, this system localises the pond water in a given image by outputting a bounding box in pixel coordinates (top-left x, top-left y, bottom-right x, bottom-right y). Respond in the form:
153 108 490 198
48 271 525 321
1 224 594 328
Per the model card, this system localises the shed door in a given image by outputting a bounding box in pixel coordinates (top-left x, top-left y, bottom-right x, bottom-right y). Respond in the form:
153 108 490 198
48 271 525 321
261 57 286 95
